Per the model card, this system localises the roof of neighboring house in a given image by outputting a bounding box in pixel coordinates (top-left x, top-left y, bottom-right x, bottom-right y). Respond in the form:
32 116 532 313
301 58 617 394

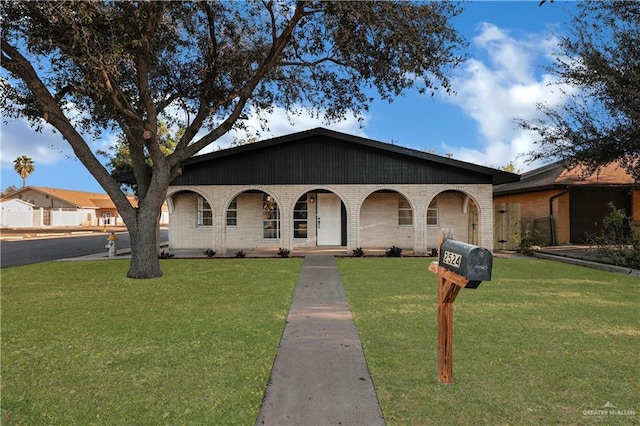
165 127 520 186
0 198 35 207
8 186 137 209
494 161 636 196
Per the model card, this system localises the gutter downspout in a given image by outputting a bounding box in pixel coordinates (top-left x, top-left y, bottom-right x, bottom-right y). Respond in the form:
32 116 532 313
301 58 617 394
549 190 569 246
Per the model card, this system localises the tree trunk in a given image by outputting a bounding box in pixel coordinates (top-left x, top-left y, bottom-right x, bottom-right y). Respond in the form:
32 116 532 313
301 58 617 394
127 207 163 279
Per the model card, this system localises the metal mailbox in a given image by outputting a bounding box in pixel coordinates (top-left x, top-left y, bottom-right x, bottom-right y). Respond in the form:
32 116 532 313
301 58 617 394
438 239 492 288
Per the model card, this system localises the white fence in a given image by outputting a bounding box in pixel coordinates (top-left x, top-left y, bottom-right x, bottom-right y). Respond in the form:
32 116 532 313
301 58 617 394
50 209 84 226
1 210 34 228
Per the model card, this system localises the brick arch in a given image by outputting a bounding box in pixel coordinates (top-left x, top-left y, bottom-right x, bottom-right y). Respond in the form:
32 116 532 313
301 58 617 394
423 186 489 249
290 186 351 218
358 187 417 252
224 186 283 212
166 188 214 214
275 186 351 250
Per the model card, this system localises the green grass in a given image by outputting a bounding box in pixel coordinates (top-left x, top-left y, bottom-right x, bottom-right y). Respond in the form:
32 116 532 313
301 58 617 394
1 259 303 425
337 257 639 425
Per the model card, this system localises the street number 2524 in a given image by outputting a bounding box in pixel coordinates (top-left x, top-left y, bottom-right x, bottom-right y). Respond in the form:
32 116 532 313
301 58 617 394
442 251 462 268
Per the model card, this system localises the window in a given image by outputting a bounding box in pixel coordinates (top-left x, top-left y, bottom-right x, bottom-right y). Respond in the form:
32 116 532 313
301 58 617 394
197 196 213 226
226 197 237 227
293 195 308 238
398 197 412 226
427 198 438 226
262 194 280 239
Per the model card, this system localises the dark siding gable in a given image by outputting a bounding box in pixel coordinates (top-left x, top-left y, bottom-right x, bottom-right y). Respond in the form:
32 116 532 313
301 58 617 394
171 132 499 186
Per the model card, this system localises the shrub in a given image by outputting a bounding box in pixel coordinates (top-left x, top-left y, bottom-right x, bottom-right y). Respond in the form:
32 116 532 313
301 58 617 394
385 246 402 257
158 250 174 259
587 202 640 269
277 248 290 258
430 248 438 257
203 249 216 258
513 227 546 256
235 250 246 258
352 247 365 257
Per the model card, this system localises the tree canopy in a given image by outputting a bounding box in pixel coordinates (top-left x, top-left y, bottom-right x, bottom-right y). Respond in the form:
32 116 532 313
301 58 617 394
1 1 466 278
521 0 639 181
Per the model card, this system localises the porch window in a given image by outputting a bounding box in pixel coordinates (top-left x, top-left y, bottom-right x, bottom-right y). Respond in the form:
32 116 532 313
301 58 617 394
398 197 412 226
294 195 308 238
427 198 438 226
263 194 280 239
197 196 213 227
226 197 237 227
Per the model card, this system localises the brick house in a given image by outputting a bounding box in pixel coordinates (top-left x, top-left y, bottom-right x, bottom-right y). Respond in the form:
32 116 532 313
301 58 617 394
493 161 639 246
167 128 518 255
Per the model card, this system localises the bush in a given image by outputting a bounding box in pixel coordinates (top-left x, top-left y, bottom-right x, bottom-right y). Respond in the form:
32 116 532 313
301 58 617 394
235 250 247 258
158 250 175 259
277 248 290 258
514 227 546 256
587 202 640 269
203 249 216 258
385 246 402 257
352 247 365 257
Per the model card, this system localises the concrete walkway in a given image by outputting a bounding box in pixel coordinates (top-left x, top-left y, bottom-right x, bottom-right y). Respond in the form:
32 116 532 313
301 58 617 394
256 255 385 426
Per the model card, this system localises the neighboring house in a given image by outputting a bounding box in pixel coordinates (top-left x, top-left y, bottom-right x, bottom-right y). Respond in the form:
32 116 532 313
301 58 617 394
165 128 518 255
0 198 35 228
493 161 639 247
1 186 148 227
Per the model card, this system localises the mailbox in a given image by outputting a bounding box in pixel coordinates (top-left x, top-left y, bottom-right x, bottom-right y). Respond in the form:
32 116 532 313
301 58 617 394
438 239 492 288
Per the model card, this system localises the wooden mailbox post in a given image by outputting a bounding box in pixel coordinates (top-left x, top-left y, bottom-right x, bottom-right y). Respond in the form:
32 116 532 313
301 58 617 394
429 229 493 385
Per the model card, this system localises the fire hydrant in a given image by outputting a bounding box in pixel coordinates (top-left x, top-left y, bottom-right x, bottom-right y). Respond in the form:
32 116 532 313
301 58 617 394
105 232 118 258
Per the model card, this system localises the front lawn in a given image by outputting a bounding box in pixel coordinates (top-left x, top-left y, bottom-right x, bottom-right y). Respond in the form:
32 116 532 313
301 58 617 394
1 259 303 425
3 257 637 425
337 257 639 425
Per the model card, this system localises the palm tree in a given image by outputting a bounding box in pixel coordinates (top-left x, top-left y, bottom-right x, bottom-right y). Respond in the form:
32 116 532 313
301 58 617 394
13 155 35 188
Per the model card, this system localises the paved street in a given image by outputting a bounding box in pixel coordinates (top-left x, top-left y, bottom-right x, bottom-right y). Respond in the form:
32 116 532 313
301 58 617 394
0 229 169 268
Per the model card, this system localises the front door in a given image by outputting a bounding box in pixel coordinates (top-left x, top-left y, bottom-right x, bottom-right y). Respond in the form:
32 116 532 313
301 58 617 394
317 193 341 245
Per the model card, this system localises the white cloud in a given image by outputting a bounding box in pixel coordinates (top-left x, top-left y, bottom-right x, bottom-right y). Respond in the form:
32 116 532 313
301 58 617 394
441 23 578 172
0 117 72 166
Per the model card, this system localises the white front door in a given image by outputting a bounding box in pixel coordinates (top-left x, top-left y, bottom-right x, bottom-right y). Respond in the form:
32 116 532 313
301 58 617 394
317 193 342 245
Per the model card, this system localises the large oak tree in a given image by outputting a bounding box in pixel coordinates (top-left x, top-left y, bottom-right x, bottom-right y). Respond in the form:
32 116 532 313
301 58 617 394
522 0 639 181
1 1 465 278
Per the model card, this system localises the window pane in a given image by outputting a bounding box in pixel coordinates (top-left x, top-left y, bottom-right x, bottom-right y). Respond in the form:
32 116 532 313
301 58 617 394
427 198 438 226
293 195 308 239
226 211 237 226
202 211 213 226
263 194 280 239
398 209 412 226
227 197 237 226
294 223 307 238
197 196 213 227
398 197 412 226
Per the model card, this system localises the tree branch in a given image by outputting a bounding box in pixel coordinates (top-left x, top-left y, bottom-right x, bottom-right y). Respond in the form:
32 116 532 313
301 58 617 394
173 2 308 163
1 39 135 216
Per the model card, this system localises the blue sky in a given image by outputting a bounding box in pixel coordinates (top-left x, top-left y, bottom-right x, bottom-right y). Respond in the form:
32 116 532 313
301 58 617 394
0 1 577 194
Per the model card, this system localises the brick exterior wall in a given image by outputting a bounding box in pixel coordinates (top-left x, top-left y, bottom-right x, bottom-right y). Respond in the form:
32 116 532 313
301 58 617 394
494 189 571 245
168 183 494 255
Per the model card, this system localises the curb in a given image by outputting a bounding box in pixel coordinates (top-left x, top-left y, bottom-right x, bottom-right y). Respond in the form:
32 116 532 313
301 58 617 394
533 251 640 277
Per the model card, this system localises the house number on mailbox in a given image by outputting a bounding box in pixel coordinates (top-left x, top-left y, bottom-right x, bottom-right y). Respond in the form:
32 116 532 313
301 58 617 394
442 251 462 268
